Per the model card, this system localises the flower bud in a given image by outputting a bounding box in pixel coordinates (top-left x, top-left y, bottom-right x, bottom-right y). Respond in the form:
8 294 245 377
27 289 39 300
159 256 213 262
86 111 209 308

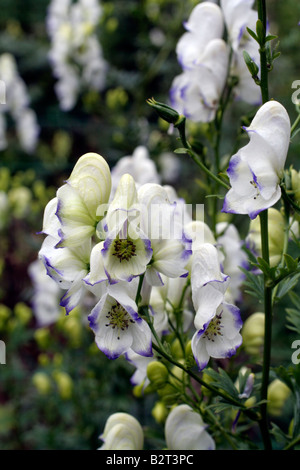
34 327 51 350
242 312 265 356
32 371 52 396
151 401 168 424
267 379 291 417
147 98 181 125
146 361 169 389
14 302 32 325
157 383 179 406
52 370 73 400
247 209 285 267
99 412 144 450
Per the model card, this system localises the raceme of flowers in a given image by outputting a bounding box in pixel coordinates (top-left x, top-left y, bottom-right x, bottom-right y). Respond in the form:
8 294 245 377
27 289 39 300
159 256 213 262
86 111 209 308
0 53 39 153
170 0 262 122
46 0 107 111
38 148 245 371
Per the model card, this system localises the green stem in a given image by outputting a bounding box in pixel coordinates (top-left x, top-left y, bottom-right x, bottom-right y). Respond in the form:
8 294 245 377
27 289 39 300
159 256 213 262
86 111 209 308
257 0 269 104
258 211 273 451
176 119 230 190
256 0 274 450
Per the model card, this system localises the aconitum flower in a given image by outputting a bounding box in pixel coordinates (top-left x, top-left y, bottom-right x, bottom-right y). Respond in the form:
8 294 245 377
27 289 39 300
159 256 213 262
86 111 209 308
47 0 107 111
170 39 229 123
101 174 153 283
165 404 215 450
55 152 112 247
191 243 230 327
137 183 191 286
216 222 248 303
99 412 144 450
192 302 243 371
222 101 291 219
191 244 243 370
0 53 39 152
220 0 261 105
170 2 229 122
110 146 160 198
88 279 153 360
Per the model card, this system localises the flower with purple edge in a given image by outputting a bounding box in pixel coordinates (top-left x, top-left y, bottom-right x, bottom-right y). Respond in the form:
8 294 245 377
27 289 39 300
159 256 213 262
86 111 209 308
191 302 243 371
222 101 291 219
88 280 153 360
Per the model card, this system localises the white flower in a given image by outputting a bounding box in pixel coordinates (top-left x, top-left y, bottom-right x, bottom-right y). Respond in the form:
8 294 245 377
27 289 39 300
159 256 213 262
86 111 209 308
125 349 155 389
101 174 153 283
55 152 112 247
137 183 191 286
165 404 215 450
216 222 248 303
170 39 229 123
0 53 39 152
38 234 91 315
190 243 243 370
222 101 291 219
88 279 153 360
28 258 62 327
149 274 193 336
110 146 160 198
191 302 243 370
191 244 230 328
221 0 261 105
176 2 224 70
99 412 144 450
47 0 107 111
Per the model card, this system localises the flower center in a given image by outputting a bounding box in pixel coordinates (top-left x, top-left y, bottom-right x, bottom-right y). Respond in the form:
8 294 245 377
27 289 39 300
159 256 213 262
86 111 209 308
249 179 260 200
203 312 223 342
105 302 135 340
112 238 137 262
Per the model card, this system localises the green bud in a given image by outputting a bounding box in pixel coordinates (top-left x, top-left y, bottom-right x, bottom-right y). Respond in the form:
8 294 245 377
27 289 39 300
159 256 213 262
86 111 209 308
157 383 179 406
243 50 260 84
52 370 73 400
267 379 291 417
147 98 181 126
146 361 169 389
151 401 168 424
242 312 265 356
32 372 52 396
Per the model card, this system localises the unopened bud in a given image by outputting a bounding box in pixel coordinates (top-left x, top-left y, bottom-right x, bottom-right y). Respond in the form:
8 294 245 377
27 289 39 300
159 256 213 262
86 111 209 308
146 361 169 389
267 379 291 417
151 401 168 424
32 372 52 396
242 312 265 356
147 98 182 126
243 50 260 84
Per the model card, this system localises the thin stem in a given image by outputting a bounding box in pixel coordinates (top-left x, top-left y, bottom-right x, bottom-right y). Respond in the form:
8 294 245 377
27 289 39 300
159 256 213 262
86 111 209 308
257 0 269 104
256 0 273 450
258 211 273 451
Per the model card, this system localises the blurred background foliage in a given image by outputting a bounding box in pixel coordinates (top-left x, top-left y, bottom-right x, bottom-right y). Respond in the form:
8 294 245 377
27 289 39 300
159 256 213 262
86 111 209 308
0 0 299 449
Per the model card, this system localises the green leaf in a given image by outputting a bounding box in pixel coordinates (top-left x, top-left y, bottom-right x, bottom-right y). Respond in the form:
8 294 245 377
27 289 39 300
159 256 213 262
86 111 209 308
246 27 259 43
284 253 298 272
265 34 278 42
256 19 265 45
240 267 264 302
286 308 300 335
204 368 240 402
275 272 300 303
174 147 190 154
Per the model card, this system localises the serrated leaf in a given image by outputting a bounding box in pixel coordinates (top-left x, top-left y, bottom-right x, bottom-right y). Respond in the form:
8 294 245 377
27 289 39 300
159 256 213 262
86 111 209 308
240 267 264 301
